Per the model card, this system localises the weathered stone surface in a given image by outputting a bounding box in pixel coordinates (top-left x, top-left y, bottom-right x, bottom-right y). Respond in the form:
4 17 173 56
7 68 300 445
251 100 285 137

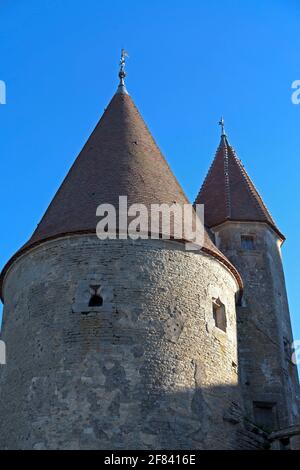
213 221 300 432
0 236 243 449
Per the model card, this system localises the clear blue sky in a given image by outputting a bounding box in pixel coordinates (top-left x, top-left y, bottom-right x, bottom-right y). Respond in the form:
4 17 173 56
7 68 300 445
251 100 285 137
0 0 299 343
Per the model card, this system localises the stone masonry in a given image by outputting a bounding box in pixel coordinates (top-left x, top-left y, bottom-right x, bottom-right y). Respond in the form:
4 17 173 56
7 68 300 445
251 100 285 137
0 237 243 449
0 66 299 449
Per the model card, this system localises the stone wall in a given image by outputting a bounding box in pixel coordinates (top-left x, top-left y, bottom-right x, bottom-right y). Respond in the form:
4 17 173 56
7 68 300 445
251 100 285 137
0 236 243 449
212 221 300 432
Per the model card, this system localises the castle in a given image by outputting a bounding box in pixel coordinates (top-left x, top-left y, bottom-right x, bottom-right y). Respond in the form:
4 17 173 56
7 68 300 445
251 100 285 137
0 55 299 450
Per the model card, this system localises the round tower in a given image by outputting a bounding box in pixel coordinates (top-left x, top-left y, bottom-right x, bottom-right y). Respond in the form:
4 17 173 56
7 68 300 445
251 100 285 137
0 63 243 450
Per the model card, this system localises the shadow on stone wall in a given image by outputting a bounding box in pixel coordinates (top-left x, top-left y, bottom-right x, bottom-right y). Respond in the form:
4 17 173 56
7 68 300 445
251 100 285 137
0 377 269 450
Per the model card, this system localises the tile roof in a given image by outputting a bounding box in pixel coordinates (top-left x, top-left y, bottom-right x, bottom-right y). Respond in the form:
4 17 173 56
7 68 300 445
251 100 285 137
0 90 243 299
194 135 284 240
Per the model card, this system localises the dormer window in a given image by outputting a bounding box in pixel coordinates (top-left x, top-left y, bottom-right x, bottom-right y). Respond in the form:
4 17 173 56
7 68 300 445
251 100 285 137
241 235 255 250
212 298 227 332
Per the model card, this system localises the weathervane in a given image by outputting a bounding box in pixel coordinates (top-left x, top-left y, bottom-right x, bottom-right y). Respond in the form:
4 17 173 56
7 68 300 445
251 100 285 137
119 49 129 86
218 117 226 136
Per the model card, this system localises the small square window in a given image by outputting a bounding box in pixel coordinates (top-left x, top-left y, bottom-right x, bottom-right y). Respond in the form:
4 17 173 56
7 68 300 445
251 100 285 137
241 235 255 250
253 401 277 431
212 298 227 332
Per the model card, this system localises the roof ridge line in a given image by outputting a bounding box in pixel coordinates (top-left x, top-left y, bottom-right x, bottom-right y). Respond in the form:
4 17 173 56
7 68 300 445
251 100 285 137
229 145 276 225
223 137 232 219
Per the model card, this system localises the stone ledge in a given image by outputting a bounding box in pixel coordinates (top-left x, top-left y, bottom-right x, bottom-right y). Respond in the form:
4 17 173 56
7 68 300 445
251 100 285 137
269 424 300 440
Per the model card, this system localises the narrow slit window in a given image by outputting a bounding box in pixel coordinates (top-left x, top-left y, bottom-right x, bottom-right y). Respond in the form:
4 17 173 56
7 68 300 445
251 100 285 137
241 235 255 250
283 337 292 362
88 285 103 307
212 298 227 332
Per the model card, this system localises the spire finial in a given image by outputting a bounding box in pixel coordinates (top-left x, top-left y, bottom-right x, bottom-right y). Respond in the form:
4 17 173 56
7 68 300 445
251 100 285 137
117 49 129 94
219 117 226 136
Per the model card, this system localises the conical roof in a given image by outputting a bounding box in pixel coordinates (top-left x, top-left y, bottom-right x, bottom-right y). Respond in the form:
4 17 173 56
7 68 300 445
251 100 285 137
21 91 190 243
0 87 243 298
195 134 284 240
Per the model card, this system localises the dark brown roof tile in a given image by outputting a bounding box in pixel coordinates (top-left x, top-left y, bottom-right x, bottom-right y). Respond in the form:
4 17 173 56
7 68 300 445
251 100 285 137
0 91 243 299
195 135 284 240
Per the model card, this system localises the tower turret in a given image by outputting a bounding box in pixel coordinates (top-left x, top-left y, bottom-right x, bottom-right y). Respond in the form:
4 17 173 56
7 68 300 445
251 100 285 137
195 126 300 435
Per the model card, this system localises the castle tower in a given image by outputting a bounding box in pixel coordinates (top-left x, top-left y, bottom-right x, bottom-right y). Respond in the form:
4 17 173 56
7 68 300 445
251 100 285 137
0 59 245 450
195 126 300 435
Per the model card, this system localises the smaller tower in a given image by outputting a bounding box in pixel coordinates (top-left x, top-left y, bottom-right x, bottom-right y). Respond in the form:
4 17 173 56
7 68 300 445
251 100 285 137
195 123 300 433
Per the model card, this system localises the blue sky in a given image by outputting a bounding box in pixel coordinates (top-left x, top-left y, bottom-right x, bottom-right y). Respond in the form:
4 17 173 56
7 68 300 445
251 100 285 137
0 0 299 343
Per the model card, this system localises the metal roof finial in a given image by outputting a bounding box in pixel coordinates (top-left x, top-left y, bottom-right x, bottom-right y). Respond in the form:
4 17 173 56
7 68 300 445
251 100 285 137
117 49 129 94
219 117 226 136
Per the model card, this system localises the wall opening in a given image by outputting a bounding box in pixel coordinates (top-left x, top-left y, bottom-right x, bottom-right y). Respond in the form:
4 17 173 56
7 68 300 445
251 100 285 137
283 337 292 362
279 437 290 450
241 235 255 250
253 401 277 431
212 298 227 332
88 285 103 307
